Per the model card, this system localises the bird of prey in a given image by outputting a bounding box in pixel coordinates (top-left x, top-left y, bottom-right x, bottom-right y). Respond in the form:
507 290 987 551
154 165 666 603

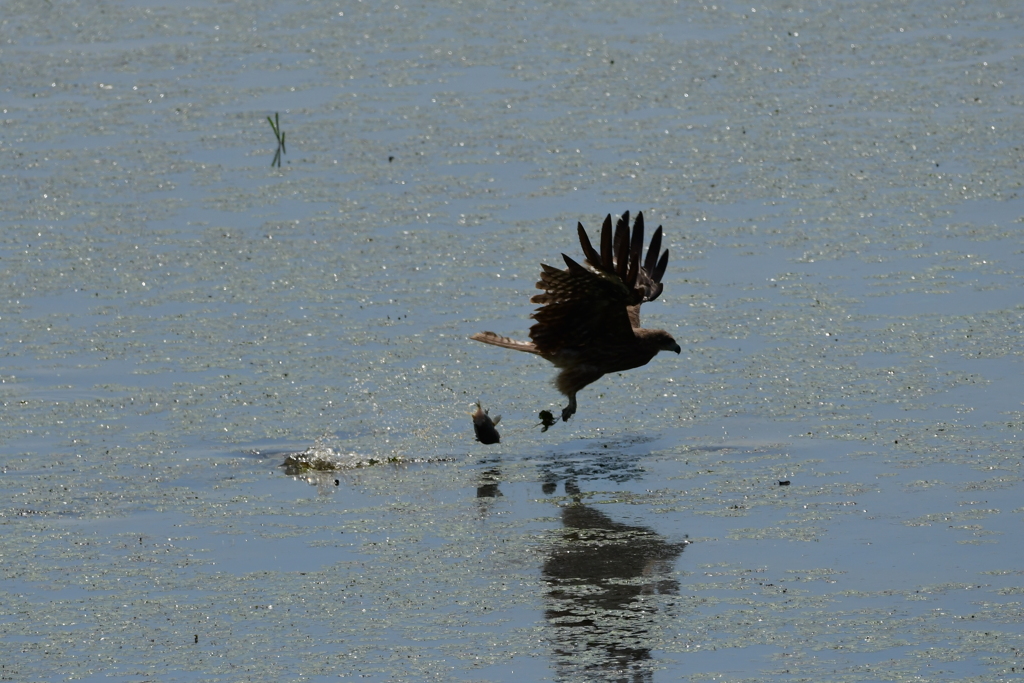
472 211 680 421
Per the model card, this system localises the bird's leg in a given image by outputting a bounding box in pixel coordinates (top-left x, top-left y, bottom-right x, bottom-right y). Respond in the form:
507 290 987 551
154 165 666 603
561 394 577 422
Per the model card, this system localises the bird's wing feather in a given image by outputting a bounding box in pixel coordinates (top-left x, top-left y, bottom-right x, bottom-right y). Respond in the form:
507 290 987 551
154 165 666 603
529 211 670 354
577 211 670 327
529 256 634 355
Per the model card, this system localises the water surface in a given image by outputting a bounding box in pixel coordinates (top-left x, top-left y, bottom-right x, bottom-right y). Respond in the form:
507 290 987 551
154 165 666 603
2 0 1023 680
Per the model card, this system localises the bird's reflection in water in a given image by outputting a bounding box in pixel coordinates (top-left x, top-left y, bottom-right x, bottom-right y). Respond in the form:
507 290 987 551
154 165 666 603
542 487 687 682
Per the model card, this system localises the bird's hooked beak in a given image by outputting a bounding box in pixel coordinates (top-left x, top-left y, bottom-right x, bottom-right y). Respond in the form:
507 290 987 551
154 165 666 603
672 343 681 354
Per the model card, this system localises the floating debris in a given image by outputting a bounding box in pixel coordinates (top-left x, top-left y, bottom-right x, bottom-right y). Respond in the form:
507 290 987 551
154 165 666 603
471 402 501 444
281 443 402 474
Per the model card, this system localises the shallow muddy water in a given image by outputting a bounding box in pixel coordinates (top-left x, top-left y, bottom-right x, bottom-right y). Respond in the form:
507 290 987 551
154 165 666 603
2 1 1023 681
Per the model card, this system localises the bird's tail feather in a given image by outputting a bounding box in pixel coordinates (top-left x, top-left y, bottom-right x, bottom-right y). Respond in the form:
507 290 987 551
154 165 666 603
471 331 540 355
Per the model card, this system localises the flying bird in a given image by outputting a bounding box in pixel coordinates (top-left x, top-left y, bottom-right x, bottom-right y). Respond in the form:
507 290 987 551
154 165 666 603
472 211 680 421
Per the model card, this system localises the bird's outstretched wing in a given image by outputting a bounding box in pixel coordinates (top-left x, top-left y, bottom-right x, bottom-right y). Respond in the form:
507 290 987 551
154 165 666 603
528 211 669 355
576 211 669 325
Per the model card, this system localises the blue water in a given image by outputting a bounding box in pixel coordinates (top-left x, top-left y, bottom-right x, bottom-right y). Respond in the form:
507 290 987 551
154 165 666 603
2 0 1023 681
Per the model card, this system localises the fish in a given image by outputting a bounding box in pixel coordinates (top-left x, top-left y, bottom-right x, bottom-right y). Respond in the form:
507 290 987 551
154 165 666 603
471 402 501 444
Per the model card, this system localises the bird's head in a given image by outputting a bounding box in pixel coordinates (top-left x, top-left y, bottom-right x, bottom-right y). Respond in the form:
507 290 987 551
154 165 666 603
649 329 681 354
